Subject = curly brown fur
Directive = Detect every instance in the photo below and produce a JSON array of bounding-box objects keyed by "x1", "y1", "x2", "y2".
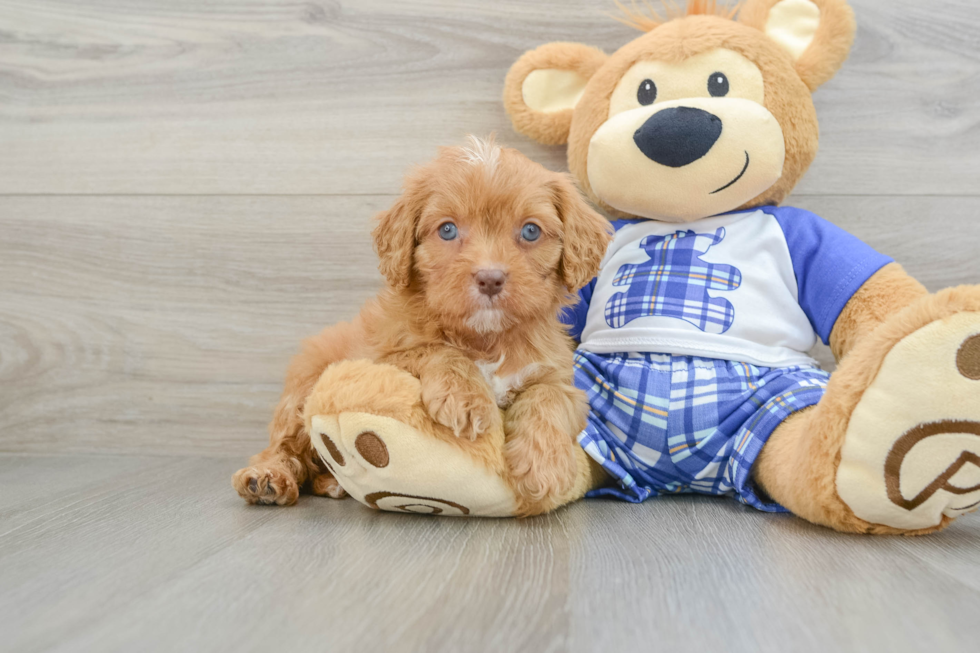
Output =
[{"x1": 233, "y1": 137, "x2": 612, "y2": 510}]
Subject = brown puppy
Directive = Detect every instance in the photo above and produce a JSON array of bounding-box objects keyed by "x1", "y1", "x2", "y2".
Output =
[{"x1": 233, "y1": 136, "x2": 611, "y2": 514}]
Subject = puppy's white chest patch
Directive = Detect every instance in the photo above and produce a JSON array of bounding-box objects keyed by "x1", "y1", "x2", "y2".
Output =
[{"x1": 476, "y1": 357, "x2": 541, "y2": 409}]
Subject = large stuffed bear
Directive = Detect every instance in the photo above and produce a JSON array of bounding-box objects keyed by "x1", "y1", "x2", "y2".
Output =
[{"x1": 302, "y1": 0, "x2": 980, "y2": 534}]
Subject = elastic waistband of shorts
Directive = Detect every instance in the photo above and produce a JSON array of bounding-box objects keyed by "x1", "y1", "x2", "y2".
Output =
[{"x1": 573, "y1": 349, "x2": 824, "y2": 376}]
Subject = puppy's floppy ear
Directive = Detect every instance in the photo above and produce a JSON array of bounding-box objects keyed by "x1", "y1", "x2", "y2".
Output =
[
  {"x1": 504, "y1": 42, "x2": 608, "y2": 146},
  {"x1": 739, "y1": 0, "x2": 856, "y2": 91},
  {"x1": 372, "y1": 181, "x2": 428, "y2": 289},
  {"x1": 550, "y1": 173, "x2": 613, "y2": 293}
]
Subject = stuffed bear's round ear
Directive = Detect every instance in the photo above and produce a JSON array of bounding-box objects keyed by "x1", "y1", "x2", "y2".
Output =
[
  {"x1": 504, "y1": 42, "x2": 608, "y2": 146},
  {"x1": 739, "y1": 0, "x2": 856, "y2": 91}
]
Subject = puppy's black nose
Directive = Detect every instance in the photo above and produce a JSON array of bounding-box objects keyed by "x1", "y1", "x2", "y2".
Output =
[
  {"x1": 474, "y1": 269, "x2": 506, "y2": 297},
  {"x1": 633, "y1": 106, "x2": 723, "y2": 168}
]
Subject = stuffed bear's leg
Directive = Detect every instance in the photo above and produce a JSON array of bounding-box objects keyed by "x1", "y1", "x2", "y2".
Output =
[
  {"x1": 304, "y1": 359, "x2": 602, "y2": 516},
  {"x1": 755, "y1": 287, "x2": 980, "y2": 534}
]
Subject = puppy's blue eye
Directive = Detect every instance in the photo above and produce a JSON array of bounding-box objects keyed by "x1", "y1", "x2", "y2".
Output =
[
  {"x1": 521, "y1": 223, "x2": 541, "y2": 242},
  {"x1": 438, "y1": 222, "x2": 458, "y2": 240}
]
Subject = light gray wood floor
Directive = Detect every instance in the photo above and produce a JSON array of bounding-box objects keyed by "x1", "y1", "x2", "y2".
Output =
[
  {"x1": 4, "y1": 454, "x2": 980, "y2": 653},
  {"x1": 2, "y1": 1, "x2": 979, "y2": 651}
]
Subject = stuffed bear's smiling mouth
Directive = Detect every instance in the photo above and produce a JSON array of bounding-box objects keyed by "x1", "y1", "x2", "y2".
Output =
[{"x1": 710, "y1": 151, "x2": 750, "y2": 195}]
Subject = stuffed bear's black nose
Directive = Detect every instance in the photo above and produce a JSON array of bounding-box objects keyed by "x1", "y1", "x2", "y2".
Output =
[{"x1": 633, "y1": 107, "x2": 723, "y2": 168}]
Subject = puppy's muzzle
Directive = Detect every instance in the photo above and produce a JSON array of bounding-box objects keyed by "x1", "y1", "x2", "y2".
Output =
[
  {"x1": 633, "y1": 106, "x2": 722, "y2": 168},
  {"x1": 474, "y1": 269, "x2": 506, "y2": 298}
]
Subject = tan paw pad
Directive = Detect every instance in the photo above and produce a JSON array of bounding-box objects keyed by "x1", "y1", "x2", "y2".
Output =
[
  {"x1": 309, "y1": 412, "x2": 517, "y2": 517},
  {"x1": 837, "y1": 314, "x2": 980, "y2": 530}
]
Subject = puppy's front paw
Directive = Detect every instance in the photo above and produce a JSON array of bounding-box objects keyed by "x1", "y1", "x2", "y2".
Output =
[
  {"x1": 232, "y1": 465, "x2": 300, "y2": 506},
  {"x1": 505, "y1": 436, "x2": 578, "y2": 516},
  {"x1": 422, "y1": 377, "x2": 499, "y2": 440}
]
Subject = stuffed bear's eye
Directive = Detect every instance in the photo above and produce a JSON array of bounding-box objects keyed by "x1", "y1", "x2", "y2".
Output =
[
  {"x1": 438, "y1": 222, "x2": 458, "y2": 240},
  {"x1": 521, "y1": 223, "x2": 541, "y2": 242},
  {"x1": 637, "y1": 79, "x2": 657, "y2": 106},
  {"x1": 708, "y1": 72, "x2": 729, "y2": 97}
]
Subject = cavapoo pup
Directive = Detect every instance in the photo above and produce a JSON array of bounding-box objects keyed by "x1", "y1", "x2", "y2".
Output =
[{"x1": 233, "y1": 136, "x2": 611, "y2": 513}]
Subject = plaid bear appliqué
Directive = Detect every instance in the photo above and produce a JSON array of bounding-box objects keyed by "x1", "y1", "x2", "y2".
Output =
[{"x1": 604, "y1": 227, "x2": 742, "y2": 334}]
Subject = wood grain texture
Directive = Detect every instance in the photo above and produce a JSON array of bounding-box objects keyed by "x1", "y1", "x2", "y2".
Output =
[
  {"x1": 2, "y1": 194, "x2": 977, "y2": 456},
  {"x1": 0, "y1": 195, "x2": 386, "y2": 456},
  {"x1": 0, "y1": 0, "x2": 978, "y2": 196},
  {"x1": 2, "y1": 454, "x2": 979, "y2": 653}
]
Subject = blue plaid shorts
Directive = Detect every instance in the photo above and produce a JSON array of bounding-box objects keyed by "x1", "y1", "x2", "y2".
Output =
[{"x1": 574, "y1": 350, "x2": 830, "y2": 512}]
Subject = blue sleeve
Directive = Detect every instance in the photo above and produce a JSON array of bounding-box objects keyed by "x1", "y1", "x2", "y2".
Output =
[
  {"x1": 560, "y1": 278, "x2": 596, "y2": 342},
  {"x1": 769, "y1": 207, "x2": 893, "y2": 345}
]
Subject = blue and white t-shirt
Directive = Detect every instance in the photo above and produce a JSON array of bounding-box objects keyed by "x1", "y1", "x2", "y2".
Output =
[{"x1": 562, "y1": 206, "x2": 893, "y2": 368}]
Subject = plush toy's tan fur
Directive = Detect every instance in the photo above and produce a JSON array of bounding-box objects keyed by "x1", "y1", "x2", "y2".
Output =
[
  {"x1": 233, "y1": 139, "x2": 612, "y2": 516},
  {"x1": 756, "y1": 285, "x2": 980, "y2": 534},
  {"x1": 506, "y1": 17, "x2": 823, "y2": 217},
  {"x1": 828, "y1": 263, "x2": 928, "y2": 361}
]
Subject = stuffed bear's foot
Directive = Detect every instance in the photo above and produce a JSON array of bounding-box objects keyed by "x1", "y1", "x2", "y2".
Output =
[
  {"x1": 757, "y1": 287, "x2": 980, "y2": 534},
  {"x1": 303, "y1": 359, "x2": 609, "y2": 517},
  {"x1": 309, "y1": 412, "x2": 519, "y2": 516},
  {"x1": 835, "y1": 310, "x2": 980, "y2": 531},
  {"x1": 304, "y1": 360, "x2": 519, "y2": 516}
]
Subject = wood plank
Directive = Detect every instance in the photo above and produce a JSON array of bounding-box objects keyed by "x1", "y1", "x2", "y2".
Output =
[
  {"x1": 0, "y1": 455, "x2": 279, "y2": 653},
  {"x1": 0, "y1": 195, "x2": 386, "y2": 456},
  {"x1": 562, "y1": 498, "x2": 980, "y2": 652},
  {"x1": 0, "y1": 452, "x2": 171, "y2": 518},
  {"x1": 0, "y1": 0, "x2": 977, "y2": 196},
  {"x1": 1, "y1": 194, "x2": 977, "y2": 455},
  {"x1": 2, "y1": 454, "x2": 978, "y2": 653}
]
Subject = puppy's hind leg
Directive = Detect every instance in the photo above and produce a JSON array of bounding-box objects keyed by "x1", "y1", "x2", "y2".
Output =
[{"x1": 233, "y1": 318, "x2": 366, "y2": 505}]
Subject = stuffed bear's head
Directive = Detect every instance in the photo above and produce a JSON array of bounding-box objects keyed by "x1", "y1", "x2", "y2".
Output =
[{"x1": 504, "y1": 0, "x2": 856, "y2": 223}]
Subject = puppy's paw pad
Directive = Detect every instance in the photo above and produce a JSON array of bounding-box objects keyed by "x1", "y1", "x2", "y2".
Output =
[{"x1": 232, "y1": 467, "x2": 299, "y2": 506}]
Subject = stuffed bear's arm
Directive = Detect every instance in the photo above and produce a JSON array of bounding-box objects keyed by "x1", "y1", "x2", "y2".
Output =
[{"x1": 828, "y1": 262, "x2": 927, "y2": 361}]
